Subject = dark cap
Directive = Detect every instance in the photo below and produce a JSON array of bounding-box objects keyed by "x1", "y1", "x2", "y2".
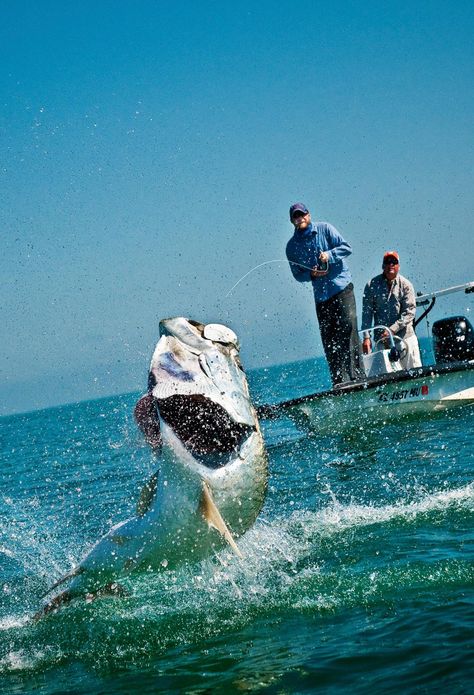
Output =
[
  {"x1": 383, "y1": 250, "x2": 400, "y2": 263},
  {"x1": 289, "y1": 202, "x2": 309, "y2": 220}
]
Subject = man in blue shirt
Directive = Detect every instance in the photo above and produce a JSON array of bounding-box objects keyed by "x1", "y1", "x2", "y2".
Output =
[{"x1": 286, "y1": 202, "x2": 363, "y2": 386}]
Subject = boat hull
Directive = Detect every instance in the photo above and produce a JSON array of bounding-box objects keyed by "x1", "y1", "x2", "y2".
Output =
[{"x1": 259, "y1": 361, "x2": 474, "y2": 433}]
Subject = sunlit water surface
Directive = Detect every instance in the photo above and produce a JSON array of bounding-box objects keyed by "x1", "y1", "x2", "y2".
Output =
[{"x1": 1, "y1": 357, "x2": 473, "y2": 694}]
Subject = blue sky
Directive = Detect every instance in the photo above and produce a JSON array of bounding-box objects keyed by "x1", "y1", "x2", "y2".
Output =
[{"x1": 2, "y1": 0, "x2": 473, "y2": 414}]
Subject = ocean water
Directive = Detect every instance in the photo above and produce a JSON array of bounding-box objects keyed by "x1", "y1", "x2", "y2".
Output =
[{"x1": 1, "y1": 356, "x2": 473, "y2": 694}]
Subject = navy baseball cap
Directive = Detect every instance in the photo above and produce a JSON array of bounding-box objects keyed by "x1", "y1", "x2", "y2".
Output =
[{"x1": 289, "y1": 202, "x2": 309, "y2": 220}]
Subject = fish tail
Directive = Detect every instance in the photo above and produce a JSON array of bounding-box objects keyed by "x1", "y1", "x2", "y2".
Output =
[
  {"x1": 40, "y1": 566, "x2": 83, "y2": 599},
  {"x1": 33, "y1": 589, "x2": 73, "y2": 621}
]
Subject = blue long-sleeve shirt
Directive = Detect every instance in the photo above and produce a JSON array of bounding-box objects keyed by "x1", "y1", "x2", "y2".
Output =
[{"x1": 285, "y1": 221, "x2": 353, "y2": 303}]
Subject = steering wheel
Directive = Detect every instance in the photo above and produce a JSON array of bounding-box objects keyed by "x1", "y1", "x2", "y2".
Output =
[{"x1": 374, "y1": 334, "x2": 407, "y2": 359}]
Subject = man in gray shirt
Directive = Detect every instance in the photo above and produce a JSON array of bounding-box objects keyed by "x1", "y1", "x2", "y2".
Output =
[{"x1": 361, "y1": 251, "x2": 422, "y2": 370}]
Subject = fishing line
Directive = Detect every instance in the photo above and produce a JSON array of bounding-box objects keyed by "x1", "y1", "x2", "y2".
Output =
[{"x1": 225, "y1": 260, "x2": 314, "y2": 298}]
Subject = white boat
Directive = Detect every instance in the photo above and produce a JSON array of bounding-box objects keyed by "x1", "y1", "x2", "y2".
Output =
[{"x1": 259, "y1": 281, "x2": 474, "y2": 431}]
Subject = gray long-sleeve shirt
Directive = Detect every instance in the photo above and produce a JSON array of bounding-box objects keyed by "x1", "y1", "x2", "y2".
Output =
[{"x1": 361, "y1": 273, "x2": 417, "y2": 340}]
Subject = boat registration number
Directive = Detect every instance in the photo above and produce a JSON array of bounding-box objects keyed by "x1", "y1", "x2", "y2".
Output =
[{"x1": 378, "y1": 384, "x2": 429, "y2": 402}]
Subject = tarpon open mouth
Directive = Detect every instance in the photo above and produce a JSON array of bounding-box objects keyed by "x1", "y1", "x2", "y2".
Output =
[
  {"x1": 157, "y1": 395, "x2": 254, "y2": 458},
  {"x1": 136, "y1": 317, "x2": 258, "y2": 463}
]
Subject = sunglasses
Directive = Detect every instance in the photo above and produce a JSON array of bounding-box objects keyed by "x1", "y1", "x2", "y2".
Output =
[
  {"x1": 383, "y1": 259, "x2": 399, "y2": 266},
  {"x1": 292, "y1": 211, "x2": 308, "y2": 221}
]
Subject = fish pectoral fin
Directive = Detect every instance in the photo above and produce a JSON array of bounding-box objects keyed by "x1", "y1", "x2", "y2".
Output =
[
  {"x1": 200, "y1": 482, "x2": 243, "y2": 559},
  {"x1": 136, "y1": 471, "x2": 159, "y2": 517}
]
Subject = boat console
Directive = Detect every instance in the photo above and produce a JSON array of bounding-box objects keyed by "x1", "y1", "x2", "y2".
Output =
[
  {"x1": 362, "y1": 348, "x2": 403, "y2": 378},
  {"x1": 360, "y1": 325, "x2": 405, "y2": 378}
]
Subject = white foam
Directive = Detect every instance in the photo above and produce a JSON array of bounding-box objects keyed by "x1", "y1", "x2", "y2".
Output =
[
  {"x1": 0, "y1": 546, "x2": 14, "y2": 558},
  {"x1": 234, "y1": 482, "x2": 474, "y2": 572},
  {"x1": 0, "y1": 615, "x2": 29, "y2": 631},
  {"x1": 0, "y1": 644, "x2": 62, "y2": 673},
  {"x1": 314, "y1": 481, "x2": 474, "y2": 533}
]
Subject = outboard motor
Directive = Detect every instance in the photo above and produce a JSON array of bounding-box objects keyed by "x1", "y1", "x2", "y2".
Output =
[{"x1": 432, "y1": 316, "x2": 474, "y2": 363}]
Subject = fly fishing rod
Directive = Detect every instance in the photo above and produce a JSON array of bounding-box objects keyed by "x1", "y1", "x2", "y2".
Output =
[{"x1": 225, "y1": 260, "x2": 316, "y2": 297}]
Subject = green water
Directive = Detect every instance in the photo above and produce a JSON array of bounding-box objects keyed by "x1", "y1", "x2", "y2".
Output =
[{"x1": 1, "y1": 357, "x2": 473, "y2": 693}]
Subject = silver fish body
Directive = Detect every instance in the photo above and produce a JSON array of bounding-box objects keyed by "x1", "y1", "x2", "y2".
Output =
[{"x1": 39, "y1": 318, "x2": 268, "y2": 610}]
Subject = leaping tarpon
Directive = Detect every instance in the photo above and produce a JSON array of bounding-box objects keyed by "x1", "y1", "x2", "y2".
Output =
[{"x1": 36, "y1": 318, "x2": 268, "y2": 617}]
